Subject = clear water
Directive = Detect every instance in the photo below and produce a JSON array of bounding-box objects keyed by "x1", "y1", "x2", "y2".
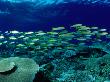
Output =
[
  {"x1": 0, "y1": 0, "x2": 110, "y2": 82},
  {"x1": 0, "y1": 0, "x2": 110, "y2": 31}
]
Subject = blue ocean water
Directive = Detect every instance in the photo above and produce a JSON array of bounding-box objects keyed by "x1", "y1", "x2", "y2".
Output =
[
  {"x1": 0, "y1": 0, "x2": 110, "y2": 31},
  {"x1": 1, "y1": 1, "x2": 110, "y2": 82}
]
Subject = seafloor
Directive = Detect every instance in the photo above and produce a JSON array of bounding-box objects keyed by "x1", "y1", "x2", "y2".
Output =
[{"x1": 0, "y1": 24, "x2": 110, "y2": 82}]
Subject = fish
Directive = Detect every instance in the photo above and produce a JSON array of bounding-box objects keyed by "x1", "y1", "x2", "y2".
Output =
[{"x1": 52, "y1": 27, "x2": 65, "y2": 31}]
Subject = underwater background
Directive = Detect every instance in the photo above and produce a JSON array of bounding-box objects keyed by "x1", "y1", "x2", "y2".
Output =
[
  {"x1": 0, "y1": 0, "x2": 110, "y2": 31},
  {"x1": 0, "y1": 0, "x2": 110, "y2": 82}
]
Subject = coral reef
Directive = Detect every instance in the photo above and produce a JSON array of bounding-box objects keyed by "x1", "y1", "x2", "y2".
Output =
[
  {"x1": 0, "y1": 57, "x2": 39, "y2": 82},
  {"x1": 0, "y1": 24, "x2": 109, "y2": 82}
]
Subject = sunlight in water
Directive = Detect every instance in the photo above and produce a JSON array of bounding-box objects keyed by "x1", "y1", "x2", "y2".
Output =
[
  {"x1": 1, "y1": 0, "x2": 37, "y2": 3},
  {"x1": 1, "y1": 0, "x2": 110, "y2": 5}
]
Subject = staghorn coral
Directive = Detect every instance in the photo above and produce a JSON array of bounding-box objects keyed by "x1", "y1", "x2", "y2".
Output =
[{"x1": 0, "y1": 57, "x2": 39, "y2": 82}]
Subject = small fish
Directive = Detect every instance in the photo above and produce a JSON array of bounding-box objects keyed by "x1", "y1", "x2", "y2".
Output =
[
  {"x1": 47, "y1": 32, "x2": 58, "y2": 35},
  {"x1": 79, "y1": 43, "x2": 86, "y2": 46},
  {"x1": 23, "y1": 37, "x2": 30, "y2": 40},
  {"x1": 91, "y1": 27, "x2": 98, "y2": 30},
  {"x1": 70, "y1": 24, "x2": 82, "y2": 27},
  {"x1": 59, "y1": 33, "x2": 74, "y2": 38},
  {"x1": 36, "y1": 32, "x2": 46, "y2": 36},
  {"x1": 85, "y1": 34, "x2": 92, "y2": 37},
  {"x1": 48, "y1": 39, "x2": 57, "y2": 43},
  {"x1": 9, "y1": 36, "x2": 17, "y2": 40},
  {"x1": 10, "y1": 30, "x2": 19, "y2": 34},
  {"x1": 59, "y1": 30, "x2": 68, "y2": 34},
  {"x1": 78, "y1": 27, "x2": 90, "y2": 31},
  {"x1": 76, "y1": 37, "x2": 87, "y2": 41},
  {"x1": 0, "y1": 42, "x2": 2, "y2": 45},
  {"x1": 25, "y1": 32, "x2": 34, "y2": 35},
  {"x1": 3, "y1": 41, "x2": 8, "y2": 44},
  {"x1": 99, "y1": 32, "x2": 108, "y2": 36},
  {"x1": 47, "y1": 43, "x2": 54, "y2": 47},
  {"x1": 0, "y1": 35, "x2": 4, "y2": 39},
  {"x1": 18, "y1": 35, "x2": 25, "y2": 39},
  {"x1": 99, "y1": 29, "x2": 107, "y2": 32},
  {"x1": 78, "y1": 30, "x2": 91, "y2": 35},
  {"x1": 92, "y1": 31, "x2": 99, "y2": 33},
  {"x1": 16, "y1": 44, "x2": 25, "y2": 47},
  {"x1": 31, "y1": 39, "x2": 39, "y2": 42},
  {"x1": 29, "y1": 42, "x2": 35, "y2": 45},
  {"x1": 9, "y1": 42, "x2": 15, "y2": 44},
  {"x1": 52, "y1": 27, "x2": 65, "y2": 31}
]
